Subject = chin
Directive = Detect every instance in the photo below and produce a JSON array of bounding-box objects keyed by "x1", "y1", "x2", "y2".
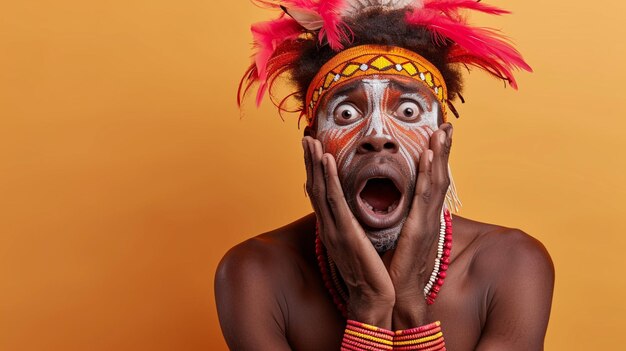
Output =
[{"x1": 363, "y1": 220, "x2": 405, "y2": 253}]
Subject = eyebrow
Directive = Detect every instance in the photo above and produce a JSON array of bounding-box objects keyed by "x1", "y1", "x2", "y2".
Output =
[
  {"x1": 388, "y1": 80, "x2": 432, "y2": 99},
  {"x1": 328, "y1": 80, "x2": 363, "y2": 98}
]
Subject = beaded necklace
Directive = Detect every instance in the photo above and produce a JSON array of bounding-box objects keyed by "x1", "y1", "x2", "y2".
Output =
[{"x1": 315, "y1": 209, "x2": 453, "y2": 317}]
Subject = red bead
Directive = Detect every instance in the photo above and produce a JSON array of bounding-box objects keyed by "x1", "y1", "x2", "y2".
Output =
[
  {"x1": 439, "y1": 271, "x2": 447, "y2": 278},
  {"x1": 445, "y1": 242, "x2": 452, "y2": 249},
  {"x1": 444, "y1": 249, "x2": 451, "y2": 256},
  {"x1": 442, "y1": 257, "x2": 450, "y2": 265},
  {"x1": 433, "y1": 285, "x2": 440, "y2": 293},
  {"x1": 445, "y1": 227, "x2": 452, "y2": 234},
  {"x1": 441, "y1": 264, "x2": 449, "y2": 271},
  {"x1": 437, "y1": 278, "x2": 445, "y2": 286},
  {"x1": 445, "y1": 234, "x2": 452, "y2": 241}
]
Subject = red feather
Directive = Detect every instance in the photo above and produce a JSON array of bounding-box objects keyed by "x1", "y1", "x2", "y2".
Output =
[
  {"x1": 242, "y1": 0, "x2": 352, "y2": 108},
  {"x1": 406, "y1": 8, "x2": 531, "y2": 89},
  {"x1": 239, "y1": 39, "x2": 304, "y2": 116},
  {"x1": 423, "y1": 0, "x2": 510, "y2": 17},
  {"x1": 317, "y1": 0, "x2": 350, "y2": 50},
  {"x1": 251, "y1": 17, "x2": 303, "y2": 106}
]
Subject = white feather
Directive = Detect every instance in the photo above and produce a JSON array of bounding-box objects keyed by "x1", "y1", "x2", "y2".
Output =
[{"x1": 283, "y1": 6, "x2": 324, "y2": 31}]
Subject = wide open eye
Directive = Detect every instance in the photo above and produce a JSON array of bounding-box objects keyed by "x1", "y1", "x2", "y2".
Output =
[
  {"x1": 395, "y1": 101, "x2": 421, "y2": 122},
  {"x1": 333, "y1": 103, "x2": 362, "y2": 125}
]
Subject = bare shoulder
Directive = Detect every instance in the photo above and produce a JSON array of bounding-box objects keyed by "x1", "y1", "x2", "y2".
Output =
[
  {"x1": 214, "y1": 214, "x2": 317, "y2": 350},
  {"x1": 215, "y1": 213, "x2": 316, "y2": 289},
  {"x1": 452, "y1": 218, "x2": 555, "y2": 350},
  {"x1": 470, "y1": 219, "x2": 554, "y2": 280},
  {"x1": 454, "y1": 215, "x2": 555, "y2": 303}
]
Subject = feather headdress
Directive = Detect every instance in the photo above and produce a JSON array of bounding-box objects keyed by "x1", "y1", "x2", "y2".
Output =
[
  {"x1": 241, "y1": 0, "x2": 351, "y2": 106},
  {"x1": 239, "y1": 0, "x2": 531, "y2": 112}
]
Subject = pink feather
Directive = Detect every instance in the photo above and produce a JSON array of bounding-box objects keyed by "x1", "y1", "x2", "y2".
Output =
[
  {"x1": 423, "y1": 0, "x2": 510, "y2": 17},
  {"x1": 251, "y1": 17, "x2": 303, "y2": 106},
  {"x1": 406, "y1": 8, "x2": 531, "y2": 89},
  {"x1": 253, "y1": 0, "x2": 350, "y2": 50},
  {"x1": 317, "y1": 0, "x2": 350, "y2": 50},
  {"x1": 449, "y1": 49, "x2": 518, "y2": 88},
  {"x1": 252, "y1": 0, "x2": 317, "y2": 9}
]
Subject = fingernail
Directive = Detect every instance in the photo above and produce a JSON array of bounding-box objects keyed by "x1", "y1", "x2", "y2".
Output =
[
  {"x1": 322, "y1": 155, "x2": 328, "y2": 169},
  {"x1": 440, "y1": 133, "x2": 446, "y2": 143},
  {"x1": 428, "y1": 150, "x2": 433, "y2": 162}
]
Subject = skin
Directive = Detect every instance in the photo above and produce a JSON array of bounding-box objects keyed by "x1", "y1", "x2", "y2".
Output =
[
  {"x1": 316, "y1": 77, "x2": 440, "y2": 252},
  {"x1": 215, "y1": 75, "x2": 555, "y2": 351}
]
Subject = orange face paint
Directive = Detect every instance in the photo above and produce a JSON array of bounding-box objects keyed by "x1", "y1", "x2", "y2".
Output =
[{"x1": 317, "y1": 77, "x2": 439, "y2": 179}]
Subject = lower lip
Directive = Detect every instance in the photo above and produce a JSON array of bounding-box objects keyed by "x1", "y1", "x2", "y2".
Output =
[{"x1": 355, "y1": 195, "x2": 405, "y2": 229}]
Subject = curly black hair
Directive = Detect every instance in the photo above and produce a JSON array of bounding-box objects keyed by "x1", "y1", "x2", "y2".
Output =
[{"x1": 290, "y1": 8, "x2": 463, "y2": 110}]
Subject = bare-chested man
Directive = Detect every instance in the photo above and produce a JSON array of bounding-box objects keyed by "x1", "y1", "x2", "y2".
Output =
[{"x1": 216, "y1": 2, "x2": 554, "y2": 350}]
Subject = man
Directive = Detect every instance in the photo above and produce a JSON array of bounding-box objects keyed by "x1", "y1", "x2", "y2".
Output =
[{"x1": 216, "y1": 1, "x2": 554, "y2": 350}]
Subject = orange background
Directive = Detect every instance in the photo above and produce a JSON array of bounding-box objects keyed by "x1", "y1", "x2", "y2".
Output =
[{"x1": 1, "y1": 1, "x2": 625, "y2": 350}]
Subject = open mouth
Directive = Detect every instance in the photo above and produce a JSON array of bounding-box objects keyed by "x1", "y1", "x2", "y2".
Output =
[
  {"x1": 359, "y1": 178, "x2": 401, "y2": 214},
  {"x1": 354, "y1": 174, "x2": 406, "y2": 229}
]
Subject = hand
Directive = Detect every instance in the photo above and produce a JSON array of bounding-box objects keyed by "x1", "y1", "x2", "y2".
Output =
[
  {"x1": 303, "y1": 136, "x2": 395, "y2": 327},
  {"x1": 383, "y1": 123, "x2": 453, "y2": 328}
]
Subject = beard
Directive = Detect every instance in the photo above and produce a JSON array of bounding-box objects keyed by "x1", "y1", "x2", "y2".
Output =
[{"x1": 363, "y1": 220, "x2": 406, "y2": 252}]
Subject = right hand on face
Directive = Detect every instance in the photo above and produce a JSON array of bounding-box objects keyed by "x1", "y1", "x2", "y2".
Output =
[{"x1": 303, "y1": 136, "x2": 395, "y2": 327}]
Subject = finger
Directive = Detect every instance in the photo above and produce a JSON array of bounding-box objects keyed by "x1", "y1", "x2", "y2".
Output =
[
  {"x1": 397, "y1": 151, "x2": 429, "y2": 230},
  {"x1": 322, "y1": 153, "x2": 379, "y2": 258},
  {"x1": 412, "y1": 149, "x2": 434, "y2": 212},
  {"x1": 303, "y1": 137, "x2": 314, "y2": 198},
  {"x1": 306, "y1": 137, "x2": 335, "y2": 229},
  {"x1": 321, "y1": 153, "x2": 353, "y2": 224},
  {"x1": 309, "y1": 139, "x2": 335, "y2": 227},
  {"x1": 430, "y1": 123, "x2": 452, "y2": 206},
  {"x1": 391, "y1": 151, "x2": 436, "y2": 279}
]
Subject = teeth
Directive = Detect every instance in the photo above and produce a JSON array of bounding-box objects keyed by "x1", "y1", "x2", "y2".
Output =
[{"x1": 362, "y1": 201, "x2": 400, "y2": 214}]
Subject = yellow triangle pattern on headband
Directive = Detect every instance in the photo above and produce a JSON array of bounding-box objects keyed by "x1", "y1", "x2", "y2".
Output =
[{"x1": 305, "y1": 45, "x2": 448, "y2": 126}]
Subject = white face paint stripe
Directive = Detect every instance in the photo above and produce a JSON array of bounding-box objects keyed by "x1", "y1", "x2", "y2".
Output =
[
  {"x1": 417, "y1": 127, "x2": 430, "y2": 140},
  {"x1": 363, "y1": 79, "x2": 389, "y2": 137},
  {"x1": 314, "y1": 77, "x2": 446, "y2": 252},
  {"x1": 319, "y1": 95, "x2": 348, "y2": 133},
  {"x1": 317, "y1": 78, "x2": 438, "y2": 176}
]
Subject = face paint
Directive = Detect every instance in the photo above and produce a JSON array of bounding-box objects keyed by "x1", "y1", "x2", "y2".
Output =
[{"x1": 315, "y1": 76, "x2": 441, "y2": 251}]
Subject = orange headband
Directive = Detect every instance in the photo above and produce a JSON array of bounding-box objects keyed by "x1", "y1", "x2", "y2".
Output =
[{"x1": 304, "y1": 45, "x2": 448, "y2": 127}]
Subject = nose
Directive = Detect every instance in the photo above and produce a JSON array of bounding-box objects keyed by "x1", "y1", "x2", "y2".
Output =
[{"x1": 357, "y1": 133, "x2": 399, "y2": 154}]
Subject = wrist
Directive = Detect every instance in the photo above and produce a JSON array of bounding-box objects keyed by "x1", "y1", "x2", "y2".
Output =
[
  {"x1": 392, "y1": 298, "x2": 430, "y2": 330},
  {"x1": 348, "y1": 299, "x2": 394, "y2": 329}
]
